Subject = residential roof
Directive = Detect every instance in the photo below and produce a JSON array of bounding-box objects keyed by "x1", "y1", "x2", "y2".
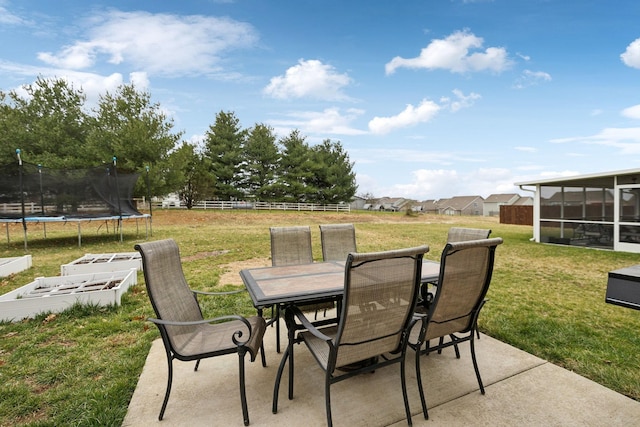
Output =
[
  {"x1": 438, "y1": 195, "x2": 484, "y2": 211},
  {"x1": 515, "y1": 168, "x2": 640, "y2": 188},
  {"x1": 513, "y1": 196, "x2": 533, "y2": 205},
  {"x1": 484, "y1": 193, "x2": 520, "y2": 203}
]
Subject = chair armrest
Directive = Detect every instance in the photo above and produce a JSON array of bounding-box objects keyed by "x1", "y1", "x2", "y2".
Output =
[
  {"x1": 192, "y1": 288, "x2": 246, "y2": 297},
  {"x1": 408, "y1": 312, "x2": 428, "y2": 346},
  {"x1": 410, "y1": 312, "x2": 427, "y2": 332},
  {"x1": 290, "y1": 306, "x2": 333, "y2": 342},
  {"x1": 148, "y1": 314, "x2": 246, "y2": 326},
  {"x1": 148, "y1": 314, "x2": 254, "y2": 346}
]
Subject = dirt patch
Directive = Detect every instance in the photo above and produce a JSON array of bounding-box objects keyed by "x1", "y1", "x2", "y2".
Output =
[
  {"x1": 218, "y1": 257, "x2": 271, "y2": 286},
  {"x1": 182, "y1": 250, "x2": 230, "y2": 262}
]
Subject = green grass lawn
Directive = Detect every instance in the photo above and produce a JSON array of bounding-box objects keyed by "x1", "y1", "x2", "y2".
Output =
[{"x1": 1, "y1": 209, "x2": 639, "y2": 426}]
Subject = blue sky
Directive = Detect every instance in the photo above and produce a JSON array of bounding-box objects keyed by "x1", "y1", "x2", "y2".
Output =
[{"x1": 2, "y1": 0, "x2": 640, "y2": 200}]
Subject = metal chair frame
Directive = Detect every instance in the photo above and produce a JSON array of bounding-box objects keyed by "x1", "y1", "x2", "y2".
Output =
[
  {"x1": 410, "y1": 237, "x2": 503, "y2": 420},
  {"x1": 136, "y1": 239, "x2": 266, "y2": 426}
]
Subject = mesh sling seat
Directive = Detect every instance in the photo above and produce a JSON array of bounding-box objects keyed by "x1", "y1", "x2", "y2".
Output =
[
  {"x1": 447, "y1": 227, "x2": 492, "y2": 242},
  {"x1": 420, "y1": 226, "x2": 492, "y2": 318},
  {"x1": 319, "y1": 223, "x2": 357, "y2": 262},
  {"x1": 135, "y1": 239, "x2": 266, "y2": 426},
  {"x1": 268, "y1": 226, "x2": 337, "y2": 353},
  {"x1": 273, "y1": 245, "x2": 430, "y2": 427},
  {"x1": 409, "y1": 237, "x2": 503, "y2": 420},
  {"x1": 317, "y1": 223, "x2": 357, "y2": 319},
  {"x1": 423, "y1": 227, "x2": 493, "y2": 338}
]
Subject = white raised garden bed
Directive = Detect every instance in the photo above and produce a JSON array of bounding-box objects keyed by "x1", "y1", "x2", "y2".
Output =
[
  {"x1": 0, "y1": 269, "x2": 137, "y2": 323},
  {"x1": 61, "y1": 252, "x2": 142, "y2": 275},
  {"x1": 0, "y1": 255, "x2": 32, "y2": 277}
]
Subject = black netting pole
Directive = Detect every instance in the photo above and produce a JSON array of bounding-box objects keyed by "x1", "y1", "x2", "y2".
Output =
[
  {"x1": 145, "y1": 165, "x2": 152, "y2": 236},
  {"x1": 105, "y1": 166, "x2": 112, "y2": 234},
  {"x1": 38, "y1": 164, "x2": 45, "y2": 214},
  {"x1": 113, "y1": 156, "x2": 123, "y2": 242},
  {"x1": 38, "y1": 164, "x2": 47, "y2": 238},
  {"x1": 16, "y1": 149, "x2": 27, "y2": 250}
]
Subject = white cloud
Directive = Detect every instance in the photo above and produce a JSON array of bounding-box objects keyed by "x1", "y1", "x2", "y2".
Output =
[
  {"x1": 268, "y1": 107, "x2": 366, "y2": 137},
  {"x1": 539, "y1": 170, "x2": 581, "y2": 179},
  {"x1": 129, "y1": 71, "x2": 149, "y2": 89},
  {"x1": 621, "y1": 38, "x2": 640, "y2": 69},
  {"x1": 38, "y1": 42, "x2": 97, "y2": 69},
  {"x1": 0, "y1": 61, "x2": 145, "y2": 106},
  {"x1": 513, "y1": 69, "x2": 551, "y2": 89},
  {"x1": 0, "y1": 2, "x2": 30, "y2": 25},
  {"x1": 622, "y1": 104, "x2": 640, "y2": 119},
  {"x1": 367, "y1": 89, "x2": 477, "y2": 134},
  {"x1": 37, "y1": 10, "x2": 258, "y2": 77},
  {"x1": 515, "y1": 146, "x2": 537, "y2": 153},
  {"x1": 391, "y1": 169, "x2": 460, "y2": 199},
  {"x1": 516, "y1": 164, "x2": 544, "y2": 171},
  {"x1": 551, "y1": 127, "x2": 640, "y2": 154},
  {"x1": 385, "y1": 29, "x2": 512, "y2": 75},
  {"x1": 441, "y1": 89, "x2": 481, "y2": 112},
  {"x1": 368, "y1": 99, "x2": 441, "y2": 134},
  {"x1": 375, "y1": 167, "x2": 518, "y2": 200},
  {"x1": 263, "y1": 59, "x2": 352, "y2": 101}
]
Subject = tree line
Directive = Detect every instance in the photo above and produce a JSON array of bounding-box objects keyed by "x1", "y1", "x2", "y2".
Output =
[{"x1": 0, "y1": 77, "x2": 357, "y2": 208}]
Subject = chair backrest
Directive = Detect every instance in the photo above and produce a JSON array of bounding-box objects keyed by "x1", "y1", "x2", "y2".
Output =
[
  {"x1": 334, "y1": 245, "x2": 430, "y2": 368},
  {"x1": 447, "y1": 227, "x2": 491, "y2": 242},
  {"x1": 319, "y1": 223, "x2": 357, "y2": 262},
  {"x1": 135, "y1": 239, "x2": 203, "y2": 345},
  {"x1": 270, "y1": 226, "x2": 314, "y2": 266},
  {"x1": 425, "y1": 237, "x2": 503, "y2": 341}
]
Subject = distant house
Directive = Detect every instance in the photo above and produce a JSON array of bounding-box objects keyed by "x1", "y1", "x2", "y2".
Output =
[
  {"x1": 368, "y1": 197, "x2": 412, "y2": 212},
  {"x1": 438, "y1": 195, "x2": 484, "y2": 216},
  {"x1": 349, "y1": 195, "x2": 367, "y2": 210},
  {"x1": 513, "y1": 196, "x2": 533, "y2": 206},
  {"x1": 483, "y1": 193, "x2": 521, "y2": 216},
  {"x1": 413, "y1": 199, "x2": 438, "y2": 213},
  {"x1": 419, "y1": 200, "x2": 439, "y2": 214}
]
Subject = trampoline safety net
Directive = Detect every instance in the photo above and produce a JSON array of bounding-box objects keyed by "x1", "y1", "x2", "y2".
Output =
[{"x1": 0, "y1": 161, "x2": 142, "y2": 220}]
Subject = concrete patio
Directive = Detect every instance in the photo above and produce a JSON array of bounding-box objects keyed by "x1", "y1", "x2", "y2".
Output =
[{"x1": 123, "y1": 321, "x2": 640, "y2": 426}]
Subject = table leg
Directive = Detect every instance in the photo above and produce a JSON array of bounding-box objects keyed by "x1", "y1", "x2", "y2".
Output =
[
  {"x1": 272, "y1": 304, "x2": 298, "y2": 412},
  {"x1": 285, "y1": 307, "x2": 296, "y2": 400},
  {"x1": 272, "y1": 344, "x2": 289, "y2": 413}
]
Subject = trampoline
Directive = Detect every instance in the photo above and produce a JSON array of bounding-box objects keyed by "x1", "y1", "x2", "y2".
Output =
[{"x1": 1, "y1": 153, "x2": 151, "y2": 248}]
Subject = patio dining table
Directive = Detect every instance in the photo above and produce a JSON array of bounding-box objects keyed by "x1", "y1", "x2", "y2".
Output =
[{"x1": 240, "y1": 259, "x2": 440, "y2": 311}]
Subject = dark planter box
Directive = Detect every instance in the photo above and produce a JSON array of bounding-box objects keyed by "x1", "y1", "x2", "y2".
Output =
[{"x1": 606, "y1": 265, "x2": 640, "y2": 310}]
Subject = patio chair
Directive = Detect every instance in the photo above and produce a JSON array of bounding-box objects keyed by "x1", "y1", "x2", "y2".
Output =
[
  {"x1": 450, "y1": 228, "x2": 490, "y2": 330},
  {"x1": 409, "y1": 237, "x2": 503, "y2": 420},
  {"x1": 319, "y1": 223, "x2": 357, "y2": 262},
  {"x1": 421, "y1": 226, "x2": 492, "y2": 312},
  {"x1": 273, "y1": 245, "x2": 430, "y2": 427},
  {"x1": 135, "y1": 239, "x2": 266, "y2": 426},
  {"x1": 269, "y1": 226, "x2": 336, "y2": 353}
]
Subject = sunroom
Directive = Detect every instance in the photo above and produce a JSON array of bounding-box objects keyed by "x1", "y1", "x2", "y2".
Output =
[{"x1": 516, "y1": 168, "x2": 640, "y2": 253}]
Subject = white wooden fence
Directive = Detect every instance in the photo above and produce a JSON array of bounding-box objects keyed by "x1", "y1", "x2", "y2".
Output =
[{"x1": 150, "y1": 200, "x2": 350, "y2": 212}]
